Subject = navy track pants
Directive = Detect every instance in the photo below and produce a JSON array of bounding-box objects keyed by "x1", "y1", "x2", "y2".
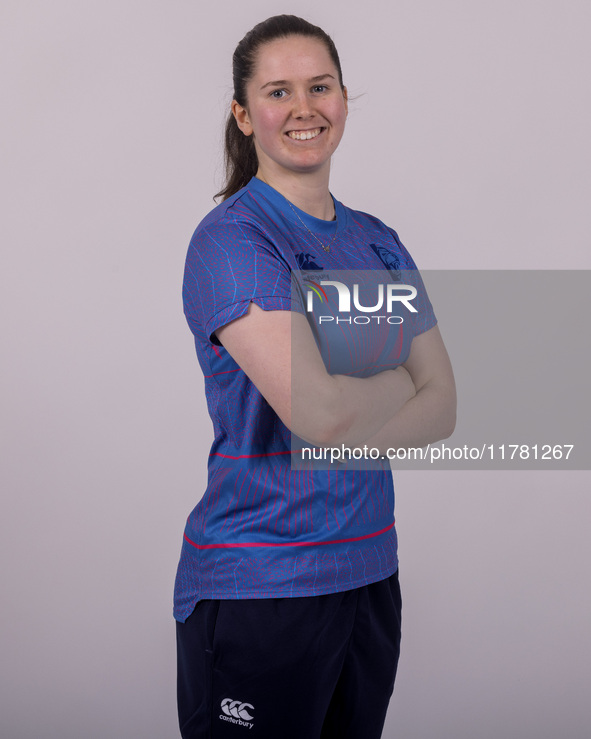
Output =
[{"x1": 176, "y1": 570, "x2": 402, "y2": 738}]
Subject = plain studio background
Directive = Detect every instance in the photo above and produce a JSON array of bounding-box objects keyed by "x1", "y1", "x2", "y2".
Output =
[{"x1": 1, "y1": 1, "x2": 590, "y2": 738}]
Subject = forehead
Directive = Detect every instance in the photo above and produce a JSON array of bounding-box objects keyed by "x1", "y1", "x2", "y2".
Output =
[{"x1": 251, "y1": 35, "x2": 337, "y2": 83}]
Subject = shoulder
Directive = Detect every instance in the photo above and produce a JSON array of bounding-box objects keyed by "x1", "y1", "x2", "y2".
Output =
[
  {"x1": 340, "y1": 203, "x2": 418, "y2": 270},
  {"x1": 191, "y1": 187, "x2": 265, "y2": 241},
  {"x1": 187, "y1": 187, "x2": 280, "y2": 264},
  {"x1": 343, "y1": 205, "x2": 401, "y2": 242}
]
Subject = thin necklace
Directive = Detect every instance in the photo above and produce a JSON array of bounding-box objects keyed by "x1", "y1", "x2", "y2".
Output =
[{"x1": 286, "y1": 200, "x2": 338, "y2": 254}]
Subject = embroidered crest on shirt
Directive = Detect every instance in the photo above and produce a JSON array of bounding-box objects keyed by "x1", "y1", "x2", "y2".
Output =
[
  {"x1": 369, "y1": 243, "x2": 401, "y2": 280},
  {"x1": 296, "y1": 253, "x2": 323, "y2": 270}
]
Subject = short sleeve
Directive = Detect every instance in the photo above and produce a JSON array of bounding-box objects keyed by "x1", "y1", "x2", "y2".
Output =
[
  {"x1": 183, "y1": 220, "x2": 293, "y2": 345},
  {"x1": 388, "y1": 227, "x2": 437, "y2": 337}
]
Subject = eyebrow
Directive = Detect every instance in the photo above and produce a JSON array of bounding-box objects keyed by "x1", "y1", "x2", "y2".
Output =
[{"x1": 259, "y1": 73, "x2": 336, "y2": 91}]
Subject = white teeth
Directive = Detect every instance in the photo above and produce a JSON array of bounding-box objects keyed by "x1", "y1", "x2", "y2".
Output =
[{"x1": 288, "y1": 128, "x2": 322, "y2": 140}]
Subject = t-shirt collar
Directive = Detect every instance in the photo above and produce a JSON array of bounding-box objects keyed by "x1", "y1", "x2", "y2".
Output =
[{"x1": 247, "y1": 176, "x2": 346, "y2": 237}]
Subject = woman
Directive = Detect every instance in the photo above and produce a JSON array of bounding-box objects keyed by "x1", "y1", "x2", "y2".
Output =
[{"x1": 175, "y1": 14, "x2": 456, "y2": 739}]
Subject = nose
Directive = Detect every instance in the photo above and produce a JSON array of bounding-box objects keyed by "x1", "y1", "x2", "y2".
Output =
[{"x1": 291, "y1": 90, "x2": 314, "y2": 119}]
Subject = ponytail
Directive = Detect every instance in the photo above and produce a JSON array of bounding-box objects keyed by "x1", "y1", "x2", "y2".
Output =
[{"x1": 214, "y1": 113, "x2": 258, "y2": 201}]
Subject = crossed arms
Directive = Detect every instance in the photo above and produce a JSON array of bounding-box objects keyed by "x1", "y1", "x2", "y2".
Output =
[{"x1": 215, "y1": 303, "x2": 456, "y2": 454}]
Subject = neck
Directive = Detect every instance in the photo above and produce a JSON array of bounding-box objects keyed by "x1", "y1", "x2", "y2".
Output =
[{"x1": 256, "y1": 168, "x2": 335, "y2": 221}]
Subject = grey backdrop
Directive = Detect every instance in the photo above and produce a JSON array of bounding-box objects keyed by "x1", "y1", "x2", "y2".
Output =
[{"x1": 1, "y1": 1, "x2": 589, "y2": 738}]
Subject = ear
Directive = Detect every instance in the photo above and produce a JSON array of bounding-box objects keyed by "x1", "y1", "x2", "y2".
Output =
[
  {"x1": 342, "y1": 86, "x2": 349, "y2": 116},
  {"x1": 231, "y1": 100, "x2": 253, "y2": 136}
]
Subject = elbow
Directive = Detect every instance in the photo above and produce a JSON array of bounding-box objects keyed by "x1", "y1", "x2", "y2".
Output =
[
  {"x1": 437, "y1": 379, "x2": 457, "y2": 441},
  {"x1": 423, "y1": 387, "x2": 456, "y2": 444},
  {"x1": 290, "y1": 376, "x2": 354, "y2": 447},
  {"x1": 441, "y1": 412, "x2": 456, "y2": 441},
  {"x1": 291, "y1": 396, "x2": 355, "y2": 448},
  {"x1": 292, "y1": 414, "x2": 352, "y2": 449},
  {"x1": 439, "y1": 399, "x2": 457, "y2": 441}
]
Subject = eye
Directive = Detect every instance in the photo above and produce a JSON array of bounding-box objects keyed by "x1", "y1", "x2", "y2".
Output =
[
  {"x1": 312, "y1": 85, "x2": 328, "y2": 93},
  {"x1": 270, "y1": 89, "x2": 286, "y2": 99}
]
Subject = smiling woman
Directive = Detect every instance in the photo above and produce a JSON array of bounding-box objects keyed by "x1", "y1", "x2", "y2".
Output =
[
  {"x1": 230, "y1": 35, "x2": 348, "y2": 207},
  {"x1": 174, "y1": 14, "x2": 456, "y2": 739}
]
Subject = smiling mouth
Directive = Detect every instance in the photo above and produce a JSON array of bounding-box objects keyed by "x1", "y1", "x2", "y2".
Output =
[{"x1": 286, "y1": 127, "x2": 324, "y2": 141}]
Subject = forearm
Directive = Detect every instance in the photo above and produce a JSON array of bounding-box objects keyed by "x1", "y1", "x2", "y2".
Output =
[
  {"x1": 292, "y1": 366, "x2": 416, "y2": 448},
  {"x1": 364, "y1": 380, "x2": 457, "y2": 454}
]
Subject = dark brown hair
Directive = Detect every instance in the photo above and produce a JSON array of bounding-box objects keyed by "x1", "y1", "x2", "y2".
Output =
[{"x1": 215, "y1": 15, "x2": 344, "y2": 201}]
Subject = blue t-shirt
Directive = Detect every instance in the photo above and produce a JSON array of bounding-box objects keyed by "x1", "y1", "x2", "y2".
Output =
[{"x1": 174, "y1": 177, "x2": 436, "y2": 622}]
